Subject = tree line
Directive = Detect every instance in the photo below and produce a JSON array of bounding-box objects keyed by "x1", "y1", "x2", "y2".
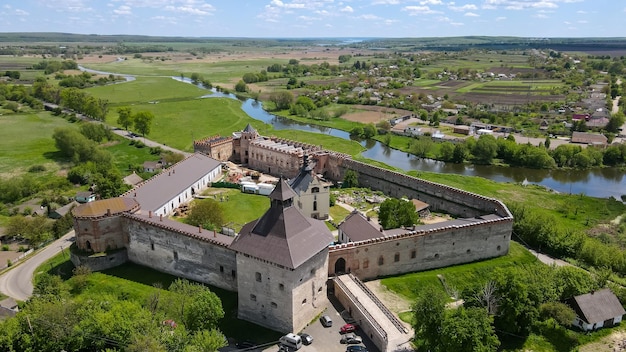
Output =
[{"x1": 0, "y1": 272, "x2": 227, "y2": 352}]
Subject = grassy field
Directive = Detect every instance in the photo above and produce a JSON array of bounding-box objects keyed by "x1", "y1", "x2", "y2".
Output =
[
  {"x1": 381, "y1": 241, "x2": 539, "y2": 301},
  {"x1": 81, "y1": 56, "x2": 284, "y2": 84},
  {"x1": 195, "y1": 188, "x2": 270, "y2": 232},
  {"x1": 456, "y1": 80, "x2": 564, "y2": 94},
  {"x1": 0, "y1": 111, "x2": 75, "y2": 177},
  {"x1": 411, "y1": 171, "x2": 626, "y2": 232}
]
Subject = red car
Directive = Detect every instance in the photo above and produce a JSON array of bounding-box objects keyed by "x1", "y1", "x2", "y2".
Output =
[{"x1": 340, "y1": 323, "x2": 357, "y2": 334}]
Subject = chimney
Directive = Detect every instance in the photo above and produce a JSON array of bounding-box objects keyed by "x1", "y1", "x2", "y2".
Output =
[
  {"x1": 173, "y1": 169, "x2": 175, "y2": 174},
  {"x1": 213, "y1": 230, "x2": 216, "y2": 238},
  {"x1": 106, "y1": 209, "x2": 111, "y2": 216},
  {"x1": 168, "y1": 171, "x2": 171, "y2": 176},
  {"x1": 199, "y1": 225, "x2": 202, "y2": 233},
  {"x1": 148, "y1": 210, "x2": 152, "y2": 218},
  {"x1": 134, "y1": 192, "x2": 137, "y2": 197},
  {"x1": 160, "y1": 214, "x2": 163, "y2": 222}
]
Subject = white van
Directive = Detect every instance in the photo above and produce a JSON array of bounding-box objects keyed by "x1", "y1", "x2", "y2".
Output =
[{"x1": 279, "y1": 333, "x2": 302, "y2": 351}]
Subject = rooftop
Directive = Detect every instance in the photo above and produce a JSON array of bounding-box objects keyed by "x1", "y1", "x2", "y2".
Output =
[
  {"x1": 122, "y1": 153, "x2": 221, "y2": 214},
  {"x1": 72, "y1": 198, "x2": 139, "y2": 218}
]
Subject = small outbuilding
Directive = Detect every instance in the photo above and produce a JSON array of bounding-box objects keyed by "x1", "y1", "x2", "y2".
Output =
[
  {"x1": 0, "y1": 297, "x2": 18, "y2": 317},
  {"x1": 566, "y1": 288, "x2": 626, "y2": 331},
  {"x1": 75, "y1": 191, "x2": 96, "y2": 204}
]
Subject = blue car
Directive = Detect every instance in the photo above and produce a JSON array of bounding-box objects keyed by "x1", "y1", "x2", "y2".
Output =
[{"x1": 346, "y1": 345, "x2": 368, "y2": 352}]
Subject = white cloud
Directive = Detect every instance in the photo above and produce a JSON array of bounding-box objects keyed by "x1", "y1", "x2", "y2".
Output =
[
  {"x1": 402, "y1": 5, "x2": 441, "y2": 15},
  {"x1": 533, "y1": 13, "x2": 548, "y2": 18},
  {"x1": 451, "y1": 21, "x2": 464, "y2": 26},
  {"x1": 449, "y1": 3, "x2": 477, "y2": 11},
  {"x1": 358, "y1": 14, "x2": 381, "y2": 20},
  {"x1": 164, "y1": 4, "x2": 215, "y2": 15},
  {"x1": 578, "y1": 19, "x2": 587, "y2": 23},
  {"x1": 43, "y1": 0, "x2": 94, "y2": 12},
  {"x1": 576, "y1": 10, "x2": 586, "y2": 14},
  {"x1": 298, "y1": 15, "x2": 321, "y2": 21},
  {"x1": 340, "y1": 5, "x2": 354, "y2": 12},
  {"x1": 483, "y1": 0, "x2": 565, "y2": 11},
  {"x1": 113, "y1": 5, "x2": 132, "y2": 15},
  {"x1": 496, "y1": 16, "x2": 506, "y2": 20},
  {"x1": 15, "y1": 9, "x2": 29, "y2": 16},
  {"x1": 372, "y1": 0, "x2": 400, "y2": 4},
  {"x1": 420, "y1": 0, "x2": 443, "y2": 5},
  {"x1": 464, "y1": 12, "x2": 479, "y2": 16}
]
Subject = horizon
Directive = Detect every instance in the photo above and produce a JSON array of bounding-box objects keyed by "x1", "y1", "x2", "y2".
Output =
[{"x1": 0, "y1": 1, "x2": 623, "y2": 39}]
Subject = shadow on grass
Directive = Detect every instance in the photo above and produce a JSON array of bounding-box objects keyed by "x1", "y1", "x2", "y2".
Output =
[{"x1": 102, "y1": 262, "x2": 282, "y2": 344}]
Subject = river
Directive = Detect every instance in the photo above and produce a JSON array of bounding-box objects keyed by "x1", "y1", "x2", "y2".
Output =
[
  {"x1": 192, "y1": 82, "x2": 625, "y2": 200},
  {"x1": 79, "y1": 68, "x2": 626, "y2": 200}
]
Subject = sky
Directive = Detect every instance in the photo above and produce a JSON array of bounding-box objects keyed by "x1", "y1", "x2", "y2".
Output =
[{"x1": 0, "y1": 0, "x2": 623, "y2": 39}]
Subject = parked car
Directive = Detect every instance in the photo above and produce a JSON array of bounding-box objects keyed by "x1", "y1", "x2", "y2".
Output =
[
  {"x1": 346, "y1": 345, "x2": 368, "y2": 352},
  {"x1": 340, "y1": 333, "x2": 362, "y2": 344},
  {"x1": 340, "y1": 323, "x2": 357, "y2": 334},
  {"x1": 320, "y1": 315, "x2": 333, "y2": 327},
  {"x1": 235, "y1": 340, "x2": 256, "y2": 349},
  {"x1": 298, "y1": 333, "x2": 313, "y2": 345}
]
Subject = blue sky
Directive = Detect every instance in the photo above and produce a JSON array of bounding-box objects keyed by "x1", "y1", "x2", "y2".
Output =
[{"x1": 0, "y1": 0, "x2": 622, "y2": 38}]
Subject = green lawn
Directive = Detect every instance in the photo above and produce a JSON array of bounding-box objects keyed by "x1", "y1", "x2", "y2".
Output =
[
  {"x1": 381, "y1": 242, "x2": 540, "y2": 301},
  {"x1": 411, "y1": 170, "x2": 626, "y2": 232},
  {"x1": 104, "y1": 137, "x2": 163, "y2": 175},
  {"x1": 0, "y1": 111, "x2": 75, "y2": 176},
  {"x1": 88, "y1": 76, "x2": 207, "y2": 105},
  {"x1": 209, "y1": 189, "x2": 270, "y2": 232}
]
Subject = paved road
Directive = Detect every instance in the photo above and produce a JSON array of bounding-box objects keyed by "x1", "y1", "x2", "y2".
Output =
[
  {"x1": 0, "y1": 231, "x2": 75, "y2": 301},
  {"x1": 111, "y1": 129, "x2": 192, "y2": 157}
]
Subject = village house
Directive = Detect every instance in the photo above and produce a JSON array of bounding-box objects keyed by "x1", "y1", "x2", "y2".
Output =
[
  {"x1": 567, "y1": 288, "x2": 626, "y2": 331},
  {"x1": 571, "y1": 131, "x2": 608, "y2": 146}
]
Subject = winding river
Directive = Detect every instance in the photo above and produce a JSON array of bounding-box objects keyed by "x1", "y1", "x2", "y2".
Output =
[
  {"x1": 81, "y1": 67, "x2": 626, "y2": 200},
  {"x1": 193, "y1": 84, "x2": 625, "y2": 200}
]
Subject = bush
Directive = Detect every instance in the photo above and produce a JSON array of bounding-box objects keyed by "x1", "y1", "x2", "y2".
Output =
[
  {"x1": 28, "y1": 165, "x2": 46, "y2": 173},
  {"x1": 1, "y1": 245, "x2": 9, "y2": 251}
]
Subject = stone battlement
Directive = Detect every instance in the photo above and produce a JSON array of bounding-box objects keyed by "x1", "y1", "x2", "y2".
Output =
[{"x1": 194, "y1": 135, "x2": 233, "y2": 148}]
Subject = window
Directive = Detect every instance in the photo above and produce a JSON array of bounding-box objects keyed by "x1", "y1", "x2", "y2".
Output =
[
  {"x1": 255, "y1": 272, "x2": 262, "y2": 282},
  {"x1": 150, "y1": 242, "x2": 155, "y2": 251},
  {"x1": 250, "y1": 294, "x2": 257, "y2": 301},
  {"x1": 279, "y1": 283, "x2": 285, "y2": 291},
  {"x1": 173, "y1": 251, "x2": 178, "y2": 260},
  {"x1": 312, "y1": 187, "x2": 319, "y2": 193},
  {"x1": 378, "y1": 256, "x2": 384, "y2": 266},
  {"x1": 363, "y1": 259, "x2": 369, "y2": 269},
  {"x1": 394, "y1": 253, "x2": 400, "y2": 262},
  {"x1": 271, "y1": 302, "x2": 277, "y2": 308},
  {"x1": 313, "y1": 201, "x2": 317, "y2": 211},
  {"x1": 220, "y1": 265, "x2": 224, "y2": 273},
  {"x1": 302, "y1": 298, "x2": 307, "y2": 305},
  {"x1": 232, "y1": 270, "x2": 236, "y2": 278},
  {"x1": 411, "y1": 250, "x2": 416, "y2": 259},
  {"x1": 434, "y1": 253, "x2": 440, "y2": 259}
]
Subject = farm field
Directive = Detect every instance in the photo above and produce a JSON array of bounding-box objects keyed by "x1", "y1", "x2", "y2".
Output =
[{"x1": 0, "y1": 111, "x2": 74, "y2": 177}]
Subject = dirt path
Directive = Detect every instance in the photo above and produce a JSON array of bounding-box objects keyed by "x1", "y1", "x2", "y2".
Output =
[
  {"x1": 364, "y1": 279, "x2": 412, "y2": 314},
  {"x1": 579, "y1": 330, "x2": 626, "y2": 352}
]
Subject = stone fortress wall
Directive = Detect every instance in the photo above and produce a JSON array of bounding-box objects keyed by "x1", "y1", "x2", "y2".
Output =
[{"x1": 193, "y1": 135, "x2": 234, "y2": 161}]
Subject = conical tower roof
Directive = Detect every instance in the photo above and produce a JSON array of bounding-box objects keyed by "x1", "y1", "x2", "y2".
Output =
[
  {"x1": 230, "y1": 179, "x2": 333, "y2": 269},
  {"x1": 242, "y1": 123, "x2": 257, "y2": 133}
]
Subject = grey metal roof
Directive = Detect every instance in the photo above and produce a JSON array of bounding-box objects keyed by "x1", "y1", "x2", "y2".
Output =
[
  {"x1": 243, "y1": 123, "x2": 257, "y2": 133},
  {"x1": 270, "y1": 178, "x2": 297, "y2": 202},
  {"x1": 569, "y1": 288, "x2": 626, "y2": 324},
  {"x1": 122, "y1": 153, "x2": 221, "y2": 213},
  {"x1": 288, "y1": 168, "x2": 314, "y2": 196},
  {"x1": 127, "y1": 213, "x2": 234, "y2": 246},
  {"x1": 339, "y1": 211, "x2": 385, "y2": 242},
  {"x1": 230, "y1": 180, "x2": 333, "y2": 269}
]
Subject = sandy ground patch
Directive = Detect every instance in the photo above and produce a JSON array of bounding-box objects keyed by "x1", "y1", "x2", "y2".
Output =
[
  {"x1": 579, "y1": 330, "x2": 626, "y2": 352},
  {"x1": 342, "y1": 105, "x2": 413, "y2": 124},
  {"x1": 364, "y1": 279, "x2": 412, "y2": 315}
]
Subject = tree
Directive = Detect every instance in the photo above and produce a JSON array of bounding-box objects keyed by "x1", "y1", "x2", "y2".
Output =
[
  {"x1": 412, "y1": 286, "x2": 446, "y2": 351},
  {"x1": 539, "y1": 302, "x2": 576, "y2": 327},
  {"x1": 117, "y1": 106, "x2": 133, "y2": 131},
  {"x1": 185, "y1": 289, "x2": 224, "y2": 331},
  {"x1": 362, "y1": 123, "x2": 377, "y2": 138},
  {"x1": 440, "y1": 307, "x2": 500, "y2": 352},
  {"x1": 378, "y1": 198, "x2": 419, "y2": 230},
  {"x1": 234, "y1": 80, "x2": 247, "y2": 93},
  {"x1": 186, "y1": 329, "x2": 228, "y2": 352},
  {"x1": 133, "y1": 111, "x2": 155, "y2": 137},
  {"x1": 185, "y1": 199, "x2": 224, "y2": 230},
  {"x1": 472, "y1": 134, "x2": 498, "y2": 164},
  {"x1": 342, "y1": 169, "x2": 359, "y2": 188},
  {"x1": 269, "y1": 91, "x2": 293, "y2": 110}
]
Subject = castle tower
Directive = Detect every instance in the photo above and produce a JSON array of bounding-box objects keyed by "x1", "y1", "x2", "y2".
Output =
[
  {"x1": 239, "y1": 123, "x2": 259, "y2": 164},
  {"x1": 289, "y1": 155, "x2": 331, "y2": 220},
  {"x1": 229, "y1": 179, "x2": 333, "y2": 333}
]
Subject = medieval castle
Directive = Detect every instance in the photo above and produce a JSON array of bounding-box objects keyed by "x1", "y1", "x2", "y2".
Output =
[{"x1": 71, "y1": 124, "x2": 513, "y2": 349}]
